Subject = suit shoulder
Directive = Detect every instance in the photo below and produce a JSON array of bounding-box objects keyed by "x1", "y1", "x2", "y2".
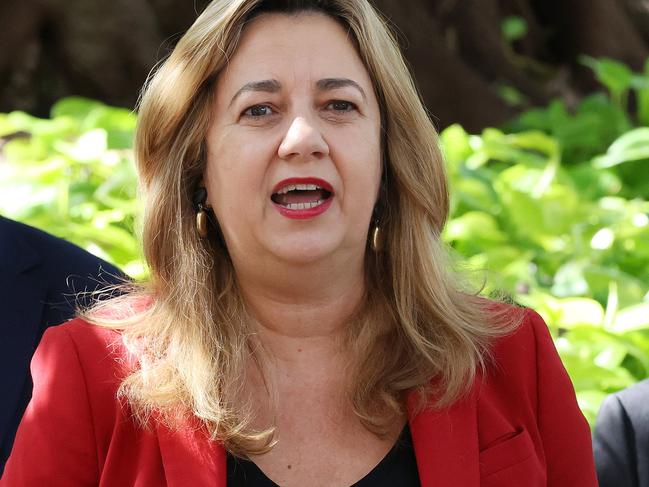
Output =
[
  {"x1": 608, "y1": 378, "x2": 649, "y2": 425},
  {"x1": 0, "y1": 216, "x2": 123, "y2": 278},
  {"x1": 615, "y1": 378, "x2": 649, "y2": 403}
]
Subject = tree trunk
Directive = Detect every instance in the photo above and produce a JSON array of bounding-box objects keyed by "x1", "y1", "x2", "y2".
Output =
[{"x1": 1, "y1": 0, "x2": 648, "y2": 129}]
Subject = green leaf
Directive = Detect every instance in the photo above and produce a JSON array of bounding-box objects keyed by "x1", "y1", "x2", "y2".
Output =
[
  {"x1": 593, "y1": 128, "x2": 649, "y2": 168},
  {"x1": 551, "y1": 298, "x2": 605, "y2": 328},
  {"x1": 0, "y1": 113, "x2": 19, "y2": 136},
  {"x1": 551, "y1": 261, "x2": 590, "y2": 297},
  {"x1": 581, "y1": 56, "x2": 634, "y2": 98},
  {"x1": 444, "y1": 211, "x2": 505, "y2": 247},
  {"x1": 635, "y1": 59, "x2": 649, "y2": 126},
  {"x1": 54, "y1": 129, "x2": 109, "y2": 163},
  {"x1": 451, "y1": 177, "x2": 498, "y2": 215},
  {"x1": 494, "y1": 165, "x2": 581, "y2": 240},
  {"x1": 51, "y1": 97, "x2": 106, "y2": 121},
  {"x1": 497, "y1": 84, "x2": 527, "y2": 107},
  {"x1": 440, "y1": 124, "x2": 472, "y2": 171},
  {"x1": 501, "y1": 16, "x2": 528, "y2": 42},
  {"x1": 610, "y1": 303, "x2": 649, "y2": 333}
]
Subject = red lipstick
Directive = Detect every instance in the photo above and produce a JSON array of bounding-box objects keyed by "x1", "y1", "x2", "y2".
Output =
[{"x1": 271, "y1": 177, "x2": 334, "y2": 220}]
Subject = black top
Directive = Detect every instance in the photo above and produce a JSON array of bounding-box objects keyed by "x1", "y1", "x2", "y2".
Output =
[{"x1": 227, "y1": 425, "x2": 420, "y2": 486}]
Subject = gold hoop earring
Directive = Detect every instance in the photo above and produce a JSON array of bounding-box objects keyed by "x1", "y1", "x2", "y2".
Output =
[
  {"x1": 371, "y1": 222, "x2": 381, "y2": 252},
  {"x1": 194, "y1": 187, "x2": 209, "y2": 238}
]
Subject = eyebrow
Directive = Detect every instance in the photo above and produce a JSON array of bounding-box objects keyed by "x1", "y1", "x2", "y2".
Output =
[
  {"x1": 229, "y1": 79, "x2": 282, "y2": 107},
  {"x1": 229, "y1": 77, "x2": 367, "y2": 107},
  {"x1": 316, "y1": 78, "x2": 367, "y2": 102}
]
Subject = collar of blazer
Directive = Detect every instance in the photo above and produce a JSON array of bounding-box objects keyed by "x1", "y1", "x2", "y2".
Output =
[{"x1": 153, "y1": 387, "x2": 481, "y2": 487}]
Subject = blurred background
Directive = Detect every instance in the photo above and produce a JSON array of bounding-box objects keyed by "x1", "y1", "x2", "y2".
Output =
[
  {"x1": 2, "y1": 0, "x2": 649, "y2": 129},
  {"x1": 1, "y1": 0, "x2": 649, "y2": 424}
]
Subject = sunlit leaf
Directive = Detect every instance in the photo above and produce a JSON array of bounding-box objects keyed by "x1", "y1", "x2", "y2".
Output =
[
  {"x1": 440, "y1": 124, "x2": 472, "y2": 172},
  {"x1": 552, "y1": 298, "x2": 605, "y2": 328},
  {"x1": 593, "y1": 127, "x2": 649, "y2": 168},
  {"x1": 610, "y1": 303, "x2": 649, "y2": 333},
  {"x1": 581, "y1": 56, "x2": 634, "y2": 98}
]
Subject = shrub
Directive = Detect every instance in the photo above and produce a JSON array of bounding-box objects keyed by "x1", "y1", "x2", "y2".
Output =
[{"x1": 1, "y1": 58, "x2": 647, "y2": 425}]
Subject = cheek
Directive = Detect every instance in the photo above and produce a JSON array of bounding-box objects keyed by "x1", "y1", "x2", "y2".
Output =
[
  {"x1": 205, "y1": 164, "x2": 246, "y2": 221},
  {"x1": 339, "y1": 136, "x2": 382, "y2": 207},
  {"x1": 203, "y1": 137, "x2": 272, "y2": 229},
  {"x1": 203, "y1": 159, "x2": 252, "y2": 251}
]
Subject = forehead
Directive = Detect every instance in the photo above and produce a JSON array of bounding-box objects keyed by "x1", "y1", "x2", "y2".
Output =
[{"x1": 216, "y1": 12, "x2": 373, "y2": 95}]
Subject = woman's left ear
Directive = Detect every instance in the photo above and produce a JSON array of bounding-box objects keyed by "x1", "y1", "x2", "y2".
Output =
[
  {"x1": 370, "y1": 169, "x2": 389, "y2": 252},
  {"x1": 370, "y1": 192, "x2": 383, "y2": 253}
]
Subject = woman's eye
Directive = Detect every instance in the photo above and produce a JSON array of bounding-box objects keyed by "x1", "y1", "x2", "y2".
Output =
[
  {"x1": 326, "y1": 100, "x2": 356, "y2": 112},
  {"x1": 242, "y1": 105, "x2": 274, "y2": 117}
]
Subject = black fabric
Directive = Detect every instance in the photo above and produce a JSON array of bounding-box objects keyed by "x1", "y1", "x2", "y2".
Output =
[
  {"x1": 0, "y1": 216, "x2": 125, "y2": 475},
  {"x1": 227, "y1": 424, "x2": 420, "y2": 486},
  {"x1": 593, "y1": 378, "x2": 649, "y2": 487}
]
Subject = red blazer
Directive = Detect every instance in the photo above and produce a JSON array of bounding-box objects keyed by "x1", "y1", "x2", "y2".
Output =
[{"x1": 1, "y1": 308, "x2": 597, "y2": 486}]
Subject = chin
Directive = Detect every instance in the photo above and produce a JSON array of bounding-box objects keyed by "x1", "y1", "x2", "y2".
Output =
[{"x1": 267, "y1": 237, "x2": 343, "y2": 265}]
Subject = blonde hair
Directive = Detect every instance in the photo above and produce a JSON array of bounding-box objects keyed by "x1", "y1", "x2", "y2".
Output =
[{"x1": 85, "y1": 0, "x2": 522, "y2": 456}]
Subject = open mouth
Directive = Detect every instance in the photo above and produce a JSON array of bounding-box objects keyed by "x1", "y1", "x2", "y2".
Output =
[{"x1": 271, "y1": 183, "x2": 333, "y2": 210}]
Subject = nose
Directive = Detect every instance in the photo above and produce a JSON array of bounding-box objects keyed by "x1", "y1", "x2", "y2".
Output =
[{"x1": 278, "y1": 116, "x2": 329, "y2": 161}]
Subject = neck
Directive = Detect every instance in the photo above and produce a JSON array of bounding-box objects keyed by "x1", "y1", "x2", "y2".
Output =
[{"x1": 233, "y1": 251, "x2": 366, "y2": 363}]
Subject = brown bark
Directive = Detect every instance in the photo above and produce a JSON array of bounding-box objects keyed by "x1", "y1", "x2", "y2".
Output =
[
  {"x1": 532, "y1": 0, "x2": 649, "y2": 91},
  {"x1": 375, "y1": 0, "x2": 517, "y2": 131},
  {"x1": 1, "y1": 0, "x2": 648, "y2": 129},
  {"x1": 621, "y1": 0, "x2": 649, "y2": 54},
  {"x1": 443, "y1": 0, "x2": 549, "y2": 104},
  {"x1": 0, "y1": 0, "x2": 45, "y2": 111}
]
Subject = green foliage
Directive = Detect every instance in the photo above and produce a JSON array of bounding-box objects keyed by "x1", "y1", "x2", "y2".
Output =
[
  {"x1": 501, "y1": 16, "x2": 528, "y2": 43},
  {"x1": 443, "y1": 59, "x2": 649, "y2": 425},
  {"x1": 1, "y1": 58, "x2": 648, "y2": 426},
  {"x1": 0, "y1": 97, "x2": 145, "y2": 278}
]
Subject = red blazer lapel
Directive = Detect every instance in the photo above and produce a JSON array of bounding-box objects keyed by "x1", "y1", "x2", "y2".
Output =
[
  {"x1": 408, "y1": 388, "x2": 480, "y2": 487},
  {"x1": 156, "y1": 419, "x2": 227, "y2": 486},
  {"x1": 154, "y1": 392, "x2": 480, "y2": 487}
]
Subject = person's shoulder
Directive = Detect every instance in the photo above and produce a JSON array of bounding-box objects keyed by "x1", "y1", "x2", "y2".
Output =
[
  {"x1": 40, "y1": 317, "x2": 131, "y2": 381},
  {"x1": 48, "y1": 295, "x2": 152, "y2": 357},
  {"x1": 483, "y1": 302, "x2": 547, "y2": 368},
  {"x1": 478, "y1": 303, "x2": 554, "y2": 399},
  {"x1": 1, "y1": 216, "x2": 81, "y2": 259},
  {"x1": 614, "y1": 378, "x2": 649, "y2": 403},
  {"x1": 475, "y1": 303, "x2": 576, "y2": 437},
  {"x1": 0, "y1": 215, "x2": 122, "y2": 278},
  {"x1": 604, "y1": 378, "x2": 649, "y2": 425},
  {"x1": 47, "y1": 316, "x2": 122, "y2": 345}
]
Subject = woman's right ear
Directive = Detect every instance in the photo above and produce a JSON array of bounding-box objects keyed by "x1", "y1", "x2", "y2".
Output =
[{"x1": 193, "y1": 186, "x2": 209, "y2": 238}]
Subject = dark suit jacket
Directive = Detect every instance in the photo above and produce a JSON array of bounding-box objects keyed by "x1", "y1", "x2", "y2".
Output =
[
  {"x1": 1, "y1": 307, "x2": 598, "y2": 486},
  {"x1": 0, "y1": 216, "x2": 124, "y2": 474},
  {"x1": 594, "y1": 378, "x2": 649, "y2": 487}
]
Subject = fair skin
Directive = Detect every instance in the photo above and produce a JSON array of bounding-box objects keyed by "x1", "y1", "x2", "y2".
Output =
[{"x1": 204, "y1": 11, "x2": 404, "y2": 487}]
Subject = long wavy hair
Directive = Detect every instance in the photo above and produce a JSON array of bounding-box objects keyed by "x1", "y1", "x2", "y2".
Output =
[{"x1": 85, "y1": 0, "x2": 522, "y2": 456}]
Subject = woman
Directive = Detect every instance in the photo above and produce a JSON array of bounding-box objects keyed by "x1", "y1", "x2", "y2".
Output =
[{"x1": 1, "y1": 1, "x2": 597, "y2": 486}]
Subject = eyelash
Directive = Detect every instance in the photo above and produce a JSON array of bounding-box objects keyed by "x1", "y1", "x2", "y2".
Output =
[
  {"x1": 242, "y1": 105, "x2": 275, "y2": 118},
  {"x1": 241, "y1": 100, "x2": 358, "y2": 118},
  {"x1": 325, "y1": 100, "x2": 357, "y2": 112}
]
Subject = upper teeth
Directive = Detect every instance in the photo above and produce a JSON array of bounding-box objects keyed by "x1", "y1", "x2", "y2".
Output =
[{"x1": 276, "y1": 183, "x2": 322, "y2": 194}]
